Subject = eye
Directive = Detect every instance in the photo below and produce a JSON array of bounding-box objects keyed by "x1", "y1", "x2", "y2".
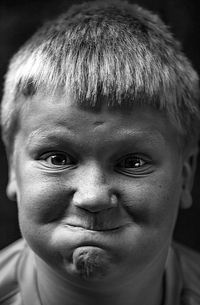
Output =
[
  {"x1": 40, "y1": 152, "x2": 76, "y2": 168},
  {"x1": 117, "y1": 156, "x2": 145, "y2": 168},
  {"x1": 115, "y1": 154, "x2": 153, "y2": 176}
]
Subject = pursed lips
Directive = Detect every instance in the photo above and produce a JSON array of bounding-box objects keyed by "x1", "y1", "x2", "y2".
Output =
[
  {"x1": 63, "y1": 222, "x2": 129, "y2": 232},
  {"x1": 61, "y1": 212, "x2": 132, "y2": 232}
]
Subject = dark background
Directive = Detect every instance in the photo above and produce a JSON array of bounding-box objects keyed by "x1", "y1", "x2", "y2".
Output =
[{"x1": 0, "y1": 0, "x2": 200, "y2": 251}]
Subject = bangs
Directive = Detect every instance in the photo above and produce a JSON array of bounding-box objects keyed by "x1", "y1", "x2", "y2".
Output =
[{"x1": 9, "y1": 18, "x2": 177, "y2": 111}]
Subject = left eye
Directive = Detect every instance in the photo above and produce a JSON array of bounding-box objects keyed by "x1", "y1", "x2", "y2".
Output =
[
  {"x1": 115, "y1": 154, "x2": 152, "y2": 176},
  {"x1": 116, "y1": 156, "x2": 146, "y2": 169},
  {"x1": 40, "y1": 152, "x2": 75, "y2": 167}
]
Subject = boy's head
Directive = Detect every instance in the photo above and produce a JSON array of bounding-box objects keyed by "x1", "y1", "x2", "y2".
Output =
[
  {"x1": 1, "y1": 0, "x2": 200, "y2": 284},
  {"x1": 1, "y1": 0, "x2": 200, "y2": 154}
]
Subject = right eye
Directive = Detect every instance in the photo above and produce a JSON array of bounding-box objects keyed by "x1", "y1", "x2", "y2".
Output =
[{"x1": 40, "y1": 152, "x2": 76, "y2": 168}]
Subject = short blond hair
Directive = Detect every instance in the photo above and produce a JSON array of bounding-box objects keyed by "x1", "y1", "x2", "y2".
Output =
[{"x1": 1, "y1": 0, "x2": 200, "y2": 153}]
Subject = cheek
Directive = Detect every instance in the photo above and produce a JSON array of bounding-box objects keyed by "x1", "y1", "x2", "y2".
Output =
[
  {"x1": 122, "y1": 173, "x2": 182, "y2": 231},
  {"x1": 16, "y1": 170, "x2": 70, "y2": 224},
  {"x1": 16, "y1": 175, "x2": 71, "y2": 259}
]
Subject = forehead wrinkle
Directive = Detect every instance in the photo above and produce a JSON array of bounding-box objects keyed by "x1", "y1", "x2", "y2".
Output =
[{"x1": 22, "y1": 109, "x2": 169, "y2": 156}]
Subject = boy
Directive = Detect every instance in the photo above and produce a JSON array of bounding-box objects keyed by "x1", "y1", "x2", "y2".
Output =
[{"x1": 0, "y1": 1, "x2": 200, "y2": 304}]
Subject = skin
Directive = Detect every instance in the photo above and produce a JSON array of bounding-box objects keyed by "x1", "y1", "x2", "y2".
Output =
[{"x1": 7, "y1": 92, "x2": 196, "y2": 305}]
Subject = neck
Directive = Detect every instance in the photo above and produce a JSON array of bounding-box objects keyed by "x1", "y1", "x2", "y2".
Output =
[{"x1": 35, "y1": 255, "x2": 166, "y2": 305}]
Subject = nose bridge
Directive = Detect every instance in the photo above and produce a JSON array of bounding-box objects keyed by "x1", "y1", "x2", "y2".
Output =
[{"x1": 72, "y1": 162, "x2": 118, "y2": 212}]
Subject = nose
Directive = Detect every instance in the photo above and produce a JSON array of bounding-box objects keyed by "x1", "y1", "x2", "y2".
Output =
[{"x1": 72, "y1": 164, "x2": 118, "y2": 213}]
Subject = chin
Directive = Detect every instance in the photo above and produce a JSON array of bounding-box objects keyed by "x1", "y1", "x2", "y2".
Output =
[{"x1": 67, "y1": 246, "x2": 113, "y2": 281}]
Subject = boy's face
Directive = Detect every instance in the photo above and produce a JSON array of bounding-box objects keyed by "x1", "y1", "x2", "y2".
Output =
[{"x1": 8, "y1": 92, "x2": 192, "y2": 282}]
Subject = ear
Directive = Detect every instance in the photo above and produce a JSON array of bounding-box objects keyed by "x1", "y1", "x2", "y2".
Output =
[
  {"x1": 6, "y1": 159, "x2": 17, "y2": 202},
  {"x1": 180, "y1": 145, "x2": 198, "y2": 209}
]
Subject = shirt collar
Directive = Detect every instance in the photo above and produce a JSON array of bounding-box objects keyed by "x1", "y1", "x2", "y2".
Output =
[{"x1": 163, "y1": 246, "x2": 183, "y2": 305}]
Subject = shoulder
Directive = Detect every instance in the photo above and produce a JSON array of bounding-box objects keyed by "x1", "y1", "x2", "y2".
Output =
[
  {"x1": 0, "y1": 239, "x2": 27, "y2": 304},
  {"x1": 173, "y1": 242, "x2": 200, "y2": 304}
]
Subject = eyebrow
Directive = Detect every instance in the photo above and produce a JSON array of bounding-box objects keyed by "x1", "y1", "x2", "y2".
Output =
[
  {"x1": 26, "y1": 127, "x2": 72, "y2": 148},
  {"x1": 25, "y1": 126, "x2": 166, "y2": 151}
]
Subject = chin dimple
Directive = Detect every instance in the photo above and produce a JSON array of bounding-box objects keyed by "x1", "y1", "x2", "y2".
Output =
[{"x1": 72, "y1": 247, "x2": 110, "y2": 280}]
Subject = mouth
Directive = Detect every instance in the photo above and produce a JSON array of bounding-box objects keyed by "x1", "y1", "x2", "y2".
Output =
[{"x1": 63, "y1": 224, "x2": 124, "y2": 232}]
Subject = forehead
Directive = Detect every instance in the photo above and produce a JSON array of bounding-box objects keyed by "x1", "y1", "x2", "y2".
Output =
[{"x1": 17, "y1": 91, "x2": 181, "y2": 152}]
